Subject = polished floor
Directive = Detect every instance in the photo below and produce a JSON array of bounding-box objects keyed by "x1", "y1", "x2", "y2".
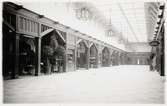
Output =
[{"x1": 3, "y1": 65, "x2": 165, "y2": 103}]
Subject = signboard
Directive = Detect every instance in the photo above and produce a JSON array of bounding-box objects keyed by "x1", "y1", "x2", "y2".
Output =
[{"x1": 149, "y1": 40, "x2": 160, "y2": 46}]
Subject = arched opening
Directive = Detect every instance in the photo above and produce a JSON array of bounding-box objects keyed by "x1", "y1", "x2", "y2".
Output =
[
  {"x1": 41, "y1": 30, "x2": 66, "y2": 74},
  {"x1": 89, "y1": 44, "x2": 98, "y2": 68},
  {"x1": 102, "y1": 47, "x2": 110, "y2": 67},
  {"x1": 77, "y1": 41, "x2": 88, "y2": 69},
  {"x1": 111, "y1": 51, "x2": 115, "y2": 66},
  {"x1": 19, "y1": 36, "x2": 35, "y2": 76},
  {"x1": 111, "y1": 51, "x2": 119, "y2": 66},
  {"x1": 120, "y1": 53, "x2": 124, "y2": 65}
]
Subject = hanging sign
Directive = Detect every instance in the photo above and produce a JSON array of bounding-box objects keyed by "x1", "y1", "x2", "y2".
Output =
[{"x1": 149, "y1": 40, "x2": 160, "y2": 46}]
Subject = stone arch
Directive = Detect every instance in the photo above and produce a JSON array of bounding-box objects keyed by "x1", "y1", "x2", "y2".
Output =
[
  {"x1": 77, "y1": 41, "x2": 88, "y2": 69},
  {"x1": 102, "y1": 47, "x2": 110, "y2": 67},
  {"x1": 89, "y1": 43, "x2": 98, "y2": 68},
  {"x1": 77, "y1": 39, "x2": 89, "y2": 48}
]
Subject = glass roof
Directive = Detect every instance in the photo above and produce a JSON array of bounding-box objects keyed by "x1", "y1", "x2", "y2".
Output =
[
  {"x1": 82, "y1": 0, "x2": 163, "y2": 43},
  {"x1": 90, "y1": 1, "x2": 150, "y2": 42},
  {"x1": 17, "y1": 0, "x2": 163, "y2": 43}
]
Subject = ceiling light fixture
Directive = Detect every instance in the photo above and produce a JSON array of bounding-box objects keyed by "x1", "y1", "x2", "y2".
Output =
[
  {"x1": 76, "y1": 7, "x2": 92, "y2": 21},
  {"x1": 106, "y1": 9, "x2": 114, "y2": 37}
]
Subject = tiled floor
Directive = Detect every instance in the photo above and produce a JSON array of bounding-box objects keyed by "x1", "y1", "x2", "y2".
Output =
[{"x1": 3, "y1": 65, "x2": 165, "y2": 103}]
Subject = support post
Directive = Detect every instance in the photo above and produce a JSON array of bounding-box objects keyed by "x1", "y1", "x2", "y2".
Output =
[
  {"x1": 87, "y1": 47, "x2": 90, "y2": 70},
  {"x1": 35, "y1": 37, "x2": 41, "y2": 76},
  {"x1": 63, "y1": 46, "x2": 67, "y2": 72},
  {"x1": 160, "y1": 25, "x2": 165, "y2": 76},
  {"x1": 75, "y1": 37, "x2": 78, "y2": 70},
  {"x1": 12, "y1": 34, "x2": 19, "y2": 79},
  {"x1": 108, "y1": 50, "x2": 111, "y2": 66},
  {"x1": 110, "y1": 50, "x2": 114, "y2": 66},
  {"x1": 97, "y1": 47, "x2": 101, "y2": 68},
  {"x1": 96, "y1": 48, "x2": 99, "y2": 68},
  {"x1": 118, "y1": 52, "x2": 121, "y2": 65}
]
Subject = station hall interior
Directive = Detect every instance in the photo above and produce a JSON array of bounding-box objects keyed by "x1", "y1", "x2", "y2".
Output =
[{"x1": 2, "y1": 0, "x2": 166, "y2": 104}]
